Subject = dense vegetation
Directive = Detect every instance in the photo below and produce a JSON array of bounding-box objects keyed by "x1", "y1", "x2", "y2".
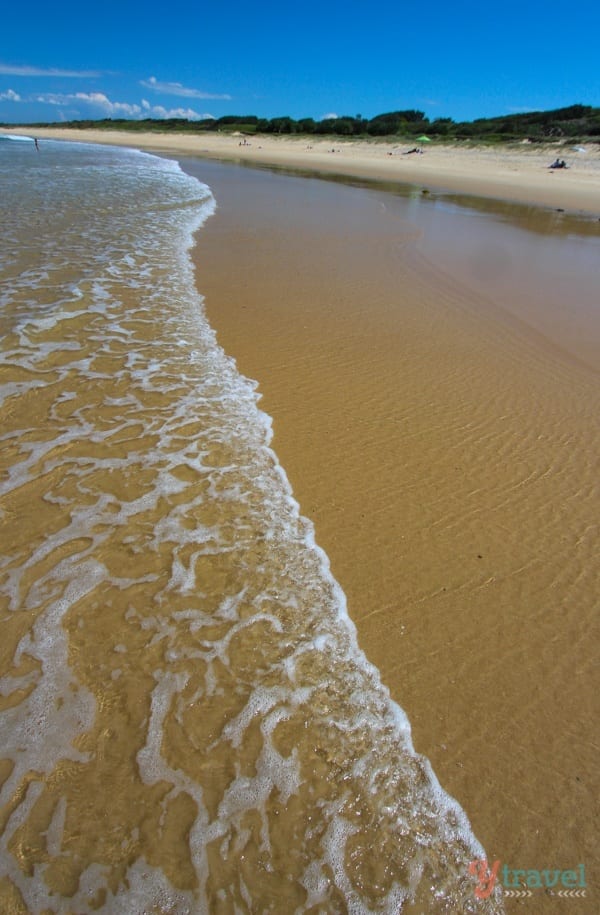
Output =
[{"x1": 8, "y1": 104, "x2": 600, "y2": 141}]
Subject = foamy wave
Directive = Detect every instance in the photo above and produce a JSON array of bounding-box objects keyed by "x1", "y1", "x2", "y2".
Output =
[{"x1": 0, "y1": 140, "x2": 503, "y2": 913}]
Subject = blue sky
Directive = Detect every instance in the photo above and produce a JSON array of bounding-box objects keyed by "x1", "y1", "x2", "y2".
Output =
[{"x1": 1, "y1": 0, "x2": 599, "y2": 125}]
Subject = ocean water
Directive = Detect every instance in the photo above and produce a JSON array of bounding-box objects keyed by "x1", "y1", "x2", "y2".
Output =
[{"x1": 0, "y1": 137, "x2": 503, "y2": 913}]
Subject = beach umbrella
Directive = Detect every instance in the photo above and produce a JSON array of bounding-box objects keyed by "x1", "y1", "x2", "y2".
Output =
[{"x1": 416, "y1": 135, "x2": 431, "y2": 143}]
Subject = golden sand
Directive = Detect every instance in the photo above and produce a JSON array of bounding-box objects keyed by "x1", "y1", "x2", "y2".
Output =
[{"x1": 3, "y1": 128, "x2": 598, "y2": 911}]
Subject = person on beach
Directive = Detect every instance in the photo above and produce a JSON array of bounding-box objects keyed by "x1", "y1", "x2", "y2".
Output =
[{"x1": 34, "y1": 138, "x2": 39, "y2": 151}]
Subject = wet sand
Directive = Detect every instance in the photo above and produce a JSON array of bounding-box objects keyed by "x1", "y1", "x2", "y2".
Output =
[
  {"x1": 3, "y1": 128, "x2": 598, "y2": 909},
  {"x1": 3, "y1": 142, "x2": 502, "y2": 912},
  {"x1": 183, "y1": 159, "x2": 599, "y2": 912}
]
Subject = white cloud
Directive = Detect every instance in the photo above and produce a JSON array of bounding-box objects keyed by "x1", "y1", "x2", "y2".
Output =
[
  {"x1": 75, "y1": 92, "x2": 142, "y2": 116},
  {"x1": 34, "y1": 93, "x2": 65, "y2": 106},
  {"x1": 0, "y1": 89, "x2": 214, "y2": 121},
  {"x1": 35, "y1": 92, "x2": 142, "y2": 117},
  {"x1": 140, "y1": 76, "x2": 231, "y2": 100},
  {"x1": 30, "y1": 91, "x2": 207, "y2": 121},
  {"x1": 141, "y1": 99, "x2": 209, "y2": 120},
  {"x1": 321, "y1": 112, "x2": 338, "y2": 120},
  {"x1": 0, "y1": 62, "x2": 100, "y2": 77}
]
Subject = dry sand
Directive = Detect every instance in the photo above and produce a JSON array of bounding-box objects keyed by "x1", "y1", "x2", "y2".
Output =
[
  {"x1": 4, "y1": 126, "x2": 600, "y2": 215},
  {"x1": 4, "y1": 127, "x2": 599, "y2": 910}
]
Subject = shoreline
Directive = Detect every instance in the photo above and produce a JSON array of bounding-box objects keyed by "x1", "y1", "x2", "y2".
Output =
[
  {"x1": 3, "y1": 129, "x2": 598, "y2": 908},
  {"x1": 3, "y1": 126, "x2": 600, "y2": 216},
  {"x1": 183, "y1": 158, "x2": 599, "y2": 910}
]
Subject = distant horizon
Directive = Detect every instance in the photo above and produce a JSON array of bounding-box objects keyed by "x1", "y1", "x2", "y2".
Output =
[{"x1": 2, "y1": 0, "x2": 599, "y2": 125}]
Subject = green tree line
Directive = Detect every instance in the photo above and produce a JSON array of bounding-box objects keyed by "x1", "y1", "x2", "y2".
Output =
[{"x1": 11, "y1": 104, "x2": 600, "y2": 141}]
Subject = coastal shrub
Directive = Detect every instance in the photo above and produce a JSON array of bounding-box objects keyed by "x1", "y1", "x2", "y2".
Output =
[{"x1": 19, "y1": 104, "x2": 600, "y2": 142}]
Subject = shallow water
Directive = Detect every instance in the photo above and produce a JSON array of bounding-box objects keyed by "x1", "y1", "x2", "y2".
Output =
[{"x1": 0, "y1": 139, "x2": 503, "y2": 911}]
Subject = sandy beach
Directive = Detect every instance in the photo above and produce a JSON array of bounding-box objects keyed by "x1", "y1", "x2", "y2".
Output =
[
  {"x1": 4, "y1": 126, "x2": 600, "y2": 216},
  {"x1": 2, "y1": 128, "x2": 599, "y2": 910},
  {"x1": 182, "y1": 157, "x2": 599, "y2": 912}
]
